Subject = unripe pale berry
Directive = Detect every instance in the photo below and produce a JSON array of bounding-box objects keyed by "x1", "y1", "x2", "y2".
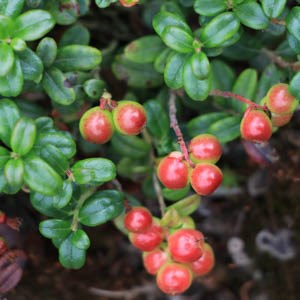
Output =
[
  {"x1": 124, "y1": 207, "x2": 152, "y2": 233},
  {"x1": 79, "y1": 107, "x2": 114, "y2": 144},
  {"x1": 119, "y1": 0, "x2": 139, "y2": 7},
  {"x1": 143, "y1": 248, "x2": 169, "y2": 275},
  {"x1": 113, "y1": 100, "x2": 146, "y2": 135},
  {"x1": 271, "y1": 112, "x2": 293, "y2": 127},
  {"x1": 190, "y1": 163, "x2": 223, "y2": 196},
  {"x1": 266, "y1": 83, "x2": 298, "y2": 115},
  {"x1": 168, "y1": 228, "x2": 205, "y2": 263},
  {"x1": 129, "y1": 221, "x2": 164, "y2": 252},
  {"x1": 157, "y1": 152, "x2": 189, "y2": 190},
  {"x1": 240, "y1": 110, "x2": 272, "y2": 143},
  {"x1": 189, "y1": 243, "x2": 215, "y2": 277},
  {"x1": 156, "y1": 262, "x2": 193, "y2": 295},
  {"x1": 189, "y1": 134, "x2": 222, "y2": 164}
]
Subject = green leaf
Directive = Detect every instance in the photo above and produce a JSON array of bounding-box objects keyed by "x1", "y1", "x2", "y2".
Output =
[
  {"x1": 287, "y1": 33, "x2": 300, "y2": 53},
  {"x1": 0, "y1": 58, "x2": 24, "y2": 97},
  {"x1": 10, "y1": 117, "x2": 37, "y2": 156},
  {"x1": 0, "y1": 168, "x2": 7, "y2": 193},
  {"x1": 290, "y1": 72, "x2": 300, "y2": 99},
  {"x1": 111, "y1": 134, "x2": 150, "y2": 159},
  {"x1": 11, "y1": 38, "x2": 27, "y2": 52},
  {"x1": 71, "y1": 230, "x2": 90, "y2": 250},
  {"x1": 162, "y1": 185, "x2": 190, "y2": 202},
  {"x1": 17, "y1": 47, "x2": 43, "y2": 82},
  {"x1": 95, "y1": 0, "x2": 117, "y2": 8},
  {"x1": 166, "y1": 194, "x2": 201, "y2": 216},
  {"x1": 286, "y1": 7, "x2": 300, "y2": 42},
  {"x1": 4, "y1": 158, "x2": 24, "y2": 194},
  {"x1": 154, "y1": 48, "x2": 172, "y2": 73},
  {"x1": 35, "y1": 117, "x2": 55, "y2": 133},
  {"x1": 45, "y1": 0, "x2": 78, "y2": 25},
  {"x1": 164, "y1": 52, "x2": 189, "y2": 89},
  {"x1": 153, "y1": 12, "x2": 192, "y2": 37},
  {"x1": 39, "y1": 219, "x2": 72, "y2": 239},
  {"x1": 124, "y1": 35, "x2": 165, "y2": 63},
  {"x1": 0, "y1": 44, "x2": 14, "y2": 77},
  {"x1": 79, "y1": 190, "x2": 124, "y2": 226},
  {"x1": 144, "y1": 100, "x2": 170, "y2": 139},
  {"x1": 35, "y1": 131, "x2": 76, "y2": 159},
  {"x1": 0, "y1": 0, "x2": 24, "y2": 18},
  {"x1": 54, "y1": 45, "x2": 102, "y2": 72},
  {"x1": 208, "y1": 115, "x2": 242, "y2": 143},
  {"x1": 36, "y1": 37, "x2": 57, "y2": 68},
  {"x1": 112, "y1": 55, "x2": 163, "y2": 88},
  {"x1": 234, "y1": 1, "x2": 269, "y2": 30},
  {"x1": 40, "y1": 144, "x2": 69, "y2": 175},
  {"x1": 42, "y1": 67, "x2": 76, "y2": 105},
  {"x1": 59, "y1": 24, "x2": 90, "y2": 47},
  {"x1": 0, "y1": 147, "x2": 10, "y2": 169},
  {"x1": 161, "y1": 26, "x2": 194, "y2": 53},
  {"x1": 183, "y1": 56, "x2": 212, "y2": 101},
  {"x1": 53, "y1": 180, "x2": 73, "y2": 209},
  {"x1": 24, "y1": 156, "x2": 63, "y2": 196},
  {"x1": 59, "y1": 235, "x2": 86, "y2": 269},
  {"x1": 71, "y1": 158, "x2": 116, "y2": 185},
  {"x1": 194, "y1": 0, "x2": 226, "y2": 16},
  {"x1": 200, "y1": 12, "x2": 240, "y2": 48},
  {"x1": 13, "y1": 10, "x2": 55, "y2": 41},
  {"x1": 187, "y1": 112, "x2": 228, "y2": 137},
  {"x1": 83, "y1": 79, "x2": 106, "y2": 99},
  {"x1": 0, "y1": 15, "x2": 14, "y2": 39},
  {"x1": 0, "y1": 99, "x2": 21, "y2": 147},
  {"x1": 190, "y1": 52, "x2": 211, "y2": 79},
  {"x1": 229, "y1": 68, "x2": 257, "y2": 113},
  {"x1": 261, "y1": 0, "x2": 286, "y2": 18}
]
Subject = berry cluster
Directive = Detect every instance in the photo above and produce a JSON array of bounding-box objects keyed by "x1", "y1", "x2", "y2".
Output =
[
  {"x1": 240, "y1": 83, "x2": 298, "y2": 143},
  {"x1": 79, "y1": 96, "x2": 147, "y2": 144},
  {"x1": 124, "y1": 207, "x2": 215, "y2": 295},
  {"x1": 157, "y1": 134, "x2": 223, "y2": 196}
]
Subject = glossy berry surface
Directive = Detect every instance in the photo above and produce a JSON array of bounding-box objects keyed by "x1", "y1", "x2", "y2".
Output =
[
  {"x1": 189, "y1": 243, "x2": 215, "y2": 277},
  {"x1": 143, "y1": 248, "x2": 169, "y2": 275},
  {"x1": 124, "y1": 207, "x2": 152, "y2": 233},
  {"x1": 240, "y1": 110, "x2": 272, "y2": 143},
  {"x1": 157, "y1": 152, "x2": 189, "y2": 190},
  {"x1": 190, "y1": 163, "x2": 223, "y2": 196},
  {"x1": 79, "y1": 107, "x2": 114, "y2": 144},
  {"x1": 168, "y1": 229, "x2": 204, "y2": 263},
  {"x1": 189, "y1": 134, "x2": 222, "y2": 164},
  {"x1": 113, "y1": 101, "x2": 146, "y2": 135},
  {"x1": 129, "y1": 222, "x2": 164, "y2": 252},
  {"x1": 156, "y1": 262, "x2": 193, "y2": 295},
  {"x1": 266, "y1": 83, "x2": 298, "y2": 114}
]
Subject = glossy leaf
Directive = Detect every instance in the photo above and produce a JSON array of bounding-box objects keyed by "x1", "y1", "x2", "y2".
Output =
[
  {"x1": 13, "y1": 10, "x2": 55, "y2": 41},
  {"x1": 286, "y1": 7, "x2": 300, "y2": 42},
  {"x1": 79, "y1": 190, "x2": 124, "y2": 226},
  {"x1": 54, "y1": 45, "x2": 102, "y2": 72},
  {"x1": 162, "y1": 185, "x2": 190, "y2": 202},
  {"x1": 0, "y1": 15, "x2": 14, "y2": 39},
  {"x1": 39, "y1": 219, "x2": 71, "y2": 239},
  {"x1": 200, "y1": 12, "x2": 240, "y2": 48},
  {"x1": 24, "y1": 156, "x2": 63, "y2": 196},
  {"x1": 59, "y1": 24, "x2": 90, "y2": 47},
  {"x1": 45, "y1": 0, "x2": 78, "y2": 25},
  {"x1": 36, "y1": 37, "x2": 57, "y2": 68},
  {"x1": 11, "y1": 117, "x2": 37, "y2": 156},
  {"x1": 53, "y1": 180, "x2": 73, "y2": 209},
  {"x1": 0, "y1": 0, "x2": 24, "y2": 18},
  {"x1": 71, "y1": 230, "x2": 90, "y2": 250},
  {"x1": 4, "y1": 158, "x2": 24, "y2": 193},
  {"x1": 289, "y1": 72, "x2": 300, "y2": 99},
  {"x1": 194, "y1": 0, "x2": 226, "y2": 16},
  {"x1": 166, "y1": 194, "x2": 201, "y2": 216},
  {"x1": 71, "y1": 158, "x2": 116, "y2": 185},
  {"x1": 154, "y1": 48, "x2": 172, "y2": 73},
  {"x1": 0, "y1": 99, "x2": 21, "y2": 147},
  {"x1": 261, "y1": 0, "x2": 286, "y2": 18},
  {"x1": 190, "y1": 52, "x2": 211, "y2": 79},
  {"x1": 83, "y1": 79, "x2": 106, "y2": 99},
  {"x1": 42, "y1": 67, "x2": 76, "y2": 105},
  {"x1": 0, "y1": 43, "x2": 14, "y2": 77},
  {"x1": 0, "y1": 147, "x2": 10, "y2": 169}
]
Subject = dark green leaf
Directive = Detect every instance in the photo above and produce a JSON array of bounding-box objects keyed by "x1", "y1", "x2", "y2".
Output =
[
  {"x1": 45, "y1": 0, "x2": 78, "y2": 25},
  {"x1": 261, "y1": 0, "x2": 286, "y2": 18},
  {"x1": 154, "y1": 48, "x2": 172, "y2": 73},
  {"x1": 0, "y1": 43, "x2": 14, "y2": 77},
  {"x1": 71, "y1": 230, "x2": 90, "y2": 250},
  {"x1": 53, "y1": 180, "x2": 73, "y2": 209},
  {"x1": 79, "y1": 190, "x2": 124, "y2": 226},
  {"x1": 95, "y1": 0, "x2": 116, "y2": 8},
  {"x1": 0, "y1": 0, "x2": 24, "y2": 18},
  {"x1": 83, "y1": 79, "x2": 106, "y2": 99},
  {"x1": 71, "y1": 158, "x2": 116, "y2": 185},
  {"x1": 286, "y1": 7, "x2": 300, "y2": 42},
  {"x1": 0, "y1": 147, "x2": 10, "y2": 169},
  {"x1": 13, "y1": 10, "x2": 55, "y2": 41},
  {"x1": 36, "y1": 37, "x2": 57, "y2": 68},
  {"x1": 4, "y1": 158, "x2": 24, "y2": 193},
  {"x1": 194, "y1": 0, "x2": 226, "y2": 16},
  {"x1": 59, "y1": 24, "x2": 90, "y2": 47},
  {"x1": 190, "y1": 52, "x2": 211, "y2": 79},
  {"x1": 39, "y1": 219, "x2": 72, "y2": 239},
  {"x1": 35, "y1": 117, "x2": 55, "y2": 133},
  {"x1": 162, "y1": 185, "x2": 190, "y2": 201},
  {"x1": 290, "y1": 72, "x2": 300, "y2": 99}
]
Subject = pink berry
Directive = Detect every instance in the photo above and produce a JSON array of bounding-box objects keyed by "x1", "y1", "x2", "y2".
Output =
[
  {"x1": 143, "y1": 248, "x2": 169, "y2": 275},
  {"x1": 124, "y1": 207, "x2": 152, "y2": 233}
]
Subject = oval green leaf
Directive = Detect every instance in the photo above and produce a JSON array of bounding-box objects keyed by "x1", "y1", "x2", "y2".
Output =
[
  {"x1": 0, "y1": 43, "x2": 14, "y2": 77},
  {"x1": 39, "y1": 219, "x2": 72, "y2": 239},
  {"x1": 71, "y1": 229, "x2": 90, "y2": 250}
]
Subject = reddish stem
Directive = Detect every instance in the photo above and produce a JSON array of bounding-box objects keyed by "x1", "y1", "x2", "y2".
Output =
[{"x1": 168, "y1": 92, "x2": 195, "y2": 168}]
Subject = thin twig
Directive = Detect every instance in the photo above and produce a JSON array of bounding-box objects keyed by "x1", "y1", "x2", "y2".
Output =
[{"x1": 168, "y1": 91, "x2": 195, "y2": 168}]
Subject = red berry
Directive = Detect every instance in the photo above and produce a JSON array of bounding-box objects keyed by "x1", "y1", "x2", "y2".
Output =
[
  {"x1": 240, "y1": 110, "x2": 272, "y2": 143},
  {"x1": 271, "y1": 112, "x2": 293, "y2": 127},
  {"x1": 0, "y1": 211, "x2": 6, "y2": 224},
  {"x1": 189, "y1": 134, "x2": 222, "y2": 164},
  {"x1": 189, "y1": 243, "x2": 215, "y2": 277},
  {"x1": 266, "y1": 83, "x2": 298, "y2": 114},
  {"x1": 124, "y1": 207, "x2": 152, "y2": 233},
  {"x1": 156, "y1": 262, "x2": 193, "y2": 295},
  {"x1": 143, "y1": 248, "x2": 169, "y2": 275},
  {"x1": 168, "y1": 229, "x2": 204, "y2": 263},
  {"x1": 129, "y1": 221, "x2": 164, "y2": 251},
  {"x1": 190, "y1": 163, "x2": 223, "y2": 196},
  {"x1": 79, "y1": 107, "x2": 114, "y2": 144},
  {"x1": 0, "y1": 237, "x2": 8, "y2": 256},
  {"x1": 119, "y1": 0, "x2": 139, "y2": 7},
  {"x1": 113, "y1": 101, "x2": 146, "y2": 135},
  {"x1": 157, "y1": 152, "x2": 189, "y2": 190}
]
